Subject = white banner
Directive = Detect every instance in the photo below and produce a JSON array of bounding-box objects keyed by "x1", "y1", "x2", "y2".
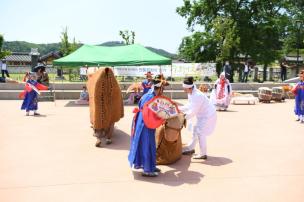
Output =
[{"x1": 112, "y1": 63, "x2": 216, "y2": 77}]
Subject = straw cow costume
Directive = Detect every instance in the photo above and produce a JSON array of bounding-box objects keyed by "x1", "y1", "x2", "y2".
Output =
[
  {"x1": 156, "y1": 113, "x2": 186, "y2": 165},
  {"x1": 87, "y1": 67, "x2": 124, "y2": 146}
]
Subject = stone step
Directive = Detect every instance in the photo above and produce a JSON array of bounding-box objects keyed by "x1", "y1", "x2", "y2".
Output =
[
  {"x1": 0, "y1": 82, "x2": 285, "y2": 91},
  {"x1": 0, "y1": 89, "x2": 260, "y2": 100}
]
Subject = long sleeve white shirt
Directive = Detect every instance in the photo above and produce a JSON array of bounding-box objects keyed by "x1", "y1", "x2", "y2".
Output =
[{"x1": 180, "y1": 88, "x2": 216, "y2": 120}]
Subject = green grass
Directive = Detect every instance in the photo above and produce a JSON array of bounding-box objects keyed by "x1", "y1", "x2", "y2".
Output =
[{"x1": 8, "y1": 72, "x2": 280, "y2": 83}]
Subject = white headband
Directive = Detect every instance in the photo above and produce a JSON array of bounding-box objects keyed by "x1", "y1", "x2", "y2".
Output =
[{"x1": 182, "y1": 83, "x2": 194, "y2": 88}]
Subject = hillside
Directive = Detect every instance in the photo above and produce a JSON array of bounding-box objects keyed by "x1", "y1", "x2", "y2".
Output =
[{"x1": 3, "y1": 41, "x2": 176, "y2": 59}]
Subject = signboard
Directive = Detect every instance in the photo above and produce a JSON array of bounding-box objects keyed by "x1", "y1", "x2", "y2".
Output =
[{"x1": 112, "y1": 63, "x2": 216, "y2": 78}]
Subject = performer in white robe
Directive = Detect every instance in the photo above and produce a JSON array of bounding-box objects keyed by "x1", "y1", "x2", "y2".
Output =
[
  {"x1": 180, "y1": 77, "x2": 217, "y2": 159},
  {"x1": 211, "y1": 72, "x2": 232, "y2": 111}
]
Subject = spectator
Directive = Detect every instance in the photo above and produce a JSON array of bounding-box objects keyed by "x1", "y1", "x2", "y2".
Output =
[
  {"x1": 223, "y1": 61, "x2": 232, "y2": 82},
  {"x1": 75, "y1": 86, "x2": 89, "y2": 105},
  {"x1": 80, "y1": 66, "x2": 88, "y2": 81},
  {"x1": 1, "y1": 59, "x2": 10, "y2": 78},
  {"x1": 242, "y1": 62, "x2": 250, "y2": 83},
  {"x1": 280, "y1": 60, "x2": 288, "y2": 82}
]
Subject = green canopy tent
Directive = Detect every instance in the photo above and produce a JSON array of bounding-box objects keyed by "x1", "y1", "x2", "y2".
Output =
[
  {"x1": 53, "y1": 44, "x2": 172, "y2": 66},
  {"x1": 52, "y1": 44, "x2": 173, "y2": 99}
]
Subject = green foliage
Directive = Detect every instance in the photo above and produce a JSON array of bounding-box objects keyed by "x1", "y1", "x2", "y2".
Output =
[
  {"x1": 0, "y1": 34, "x2": 3, "y2": 50},
  {"x1": 119, "y1": 30, "x2": 135, "y2": 45},
  {"x1": 176, "y1": 0, "x2": 303, "y2": 81},
  {"x1": 60, "y1": 27, "x2": 80, "y2": 56},
  {"x1": 3, "y1": 41, "x2": 61, "y2": 55},
  {"x1": 0, "y1": 34, "x2": 11, "y2": 59}
]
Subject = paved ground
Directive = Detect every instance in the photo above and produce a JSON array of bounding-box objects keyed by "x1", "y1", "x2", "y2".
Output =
[{"x1": 0, "y1": 99, "x2": 303, "y2": 202}]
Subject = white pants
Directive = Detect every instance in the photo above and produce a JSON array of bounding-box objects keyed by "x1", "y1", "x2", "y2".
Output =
[{"x1": 184, "y1": 113, "x2": 217, "y2": 156}]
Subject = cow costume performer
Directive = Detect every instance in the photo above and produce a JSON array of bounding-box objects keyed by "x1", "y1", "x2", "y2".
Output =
[
  {"x1": 87, "y1": 67, "x2": 124, "y2": 146},
  {"x1": 155, "y1": 113, "x2": 185, "y2": 165},
  {"x1": 180, "y1": 76, "x2": 217, "y2": 159}
]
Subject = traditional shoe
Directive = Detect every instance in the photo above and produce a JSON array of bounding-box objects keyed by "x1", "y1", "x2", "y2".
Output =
[
  {"x1": 182, "y1": 149, "x2": 195, "y2": 155},
  {"x1": 142, "y1": 172, "x2": 158, "y2": 177},
  {"x1": 26, "y1": 112, "x2": 29, "y2": 116},
  {"x1": 296, "y1": 118, "x2": 300, "y2": 121},
  {"x1": 134, "y1": 165, "x2": 143, "y2": 169},
  {"x1": 95, "y1": 139, "x2": 102, "y2": 147},
  {"x1": 192, "y1": 154, "x2": 207, "y2": 160},
  {"x1": 154, "y1": 167, "x2": 161, "y2": 172},
  {"x1": 105, "y1": 138, "x2": 112, "y2": 145},
  {"x1": 33, "y1": 112, "x2": 40, "y2": 116}
]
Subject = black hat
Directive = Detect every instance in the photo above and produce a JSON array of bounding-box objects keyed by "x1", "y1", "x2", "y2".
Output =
[
  {"x1": 183, "y1": 76, "x2": 194, "y2": 85},
  {"x1": 153, "y1": 74, "x2": 169, "y2": 87}
]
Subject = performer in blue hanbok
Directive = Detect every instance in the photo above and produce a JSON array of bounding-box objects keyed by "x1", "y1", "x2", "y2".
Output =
[
  {"x1": 141, "y1": 71, "x2": 153, "y2": 95},
  {"x1": 128, "y1": 75, "x2": 168, "y2": 177},
  {"x1": 292, "y1": 70, "x2": 304, "y2": 123},
  {"x1": 20, "y1": 72, "x2": 48, "y2": 116}
]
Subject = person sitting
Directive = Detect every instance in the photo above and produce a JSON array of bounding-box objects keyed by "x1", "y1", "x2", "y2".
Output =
[
  {"x1": 75, "y1": 86, "x2": 89, "y2": 105},
  {"x1": 0, "y1": 77, "x2": 19, "y2": 83}
]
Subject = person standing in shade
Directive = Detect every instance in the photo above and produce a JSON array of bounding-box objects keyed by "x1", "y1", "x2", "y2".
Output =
[
  {"x1": 280, "y1": 60, "x2": 288, "y2": 82},
  {"x1": 223, "y1": 61, "x2": 232, "y2": 82},
  {"x1": 242, "y1": 62, "x2": 250, "y2": 83},
  {"x1": 180, "y1": 76, "x2": 217, "y2": 159},
  {"x1": 80, "y1": 65, "x2": 88, "y2": 81},
  {"x1": 1, "y1": 59, "x2": 10, "y2": 78}
]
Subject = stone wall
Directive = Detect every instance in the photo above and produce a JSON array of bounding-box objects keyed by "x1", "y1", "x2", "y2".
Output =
[{"x1": 7, "y1": 66, "x2": 57, "y2": 74}]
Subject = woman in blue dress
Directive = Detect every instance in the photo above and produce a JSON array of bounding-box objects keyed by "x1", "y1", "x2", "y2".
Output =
[
  {"x1": 128, "y1": 75, "x2": 167, "y2": 177},
  {"x1": 20, "y1": 72, "x2": 48, "y2": 116},
  {"x1": 292, "y1": 70, "x2": 304, "y2": 123}
]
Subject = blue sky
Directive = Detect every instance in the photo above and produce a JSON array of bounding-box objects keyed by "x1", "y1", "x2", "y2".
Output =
[{"x1": 0, "y1": 0, "x2": 191, "y2": 53}]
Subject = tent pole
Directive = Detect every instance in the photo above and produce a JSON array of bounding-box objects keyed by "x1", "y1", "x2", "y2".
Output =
[
  {"x1": 62, "y1": 67, "x2": 64, "y2": 101},
  {"x1": 170, "y1": 64, "x2": 173, "y2": 99},
  {"x1": 53, "y1": 66, "x2": 57, "y2": 106}
]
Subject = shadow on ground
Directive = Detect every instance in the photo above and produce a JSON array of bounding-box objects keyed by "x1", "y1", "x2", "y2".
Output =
[
  {"x1": 193, "y1": 156, "x2": 233, "y2": 166},
  {"x1": 64, "y1": 101, "x2": 89, "y2": 107},
  {"x1": 132, "y1": 156, "x2": 204, "y2": 186},
  {"x1": 95, "y1": 128, "x2": 130, "y2": 151},
  {"x1": 217, "y1": 110, "x2": 238, "y2": 112}
]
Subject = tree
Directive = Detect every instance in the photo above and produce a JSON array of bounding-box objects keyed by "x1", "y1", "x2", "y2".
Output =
[
  {"x1": 60, "y1": 27, "x2": 79, "y2": 56},
  {"x1": 58, "y1": 27, "x2": 80, "y2": 79},
  {"x1": 0, "y1": 34, "x2": 11, "y2": 59},
  {"x1": 176, "y1": 0, "x2": 296, "y2": 81},
  {"x1": 119, "y1": 30, "x2": 135, "y2": 45}
]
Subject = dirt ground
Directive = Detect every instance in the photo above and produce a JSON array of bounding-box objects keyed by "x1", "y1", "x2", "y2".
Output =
[{"x1": 0, "y1": 99, "x2": 303, "y2": 202}]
